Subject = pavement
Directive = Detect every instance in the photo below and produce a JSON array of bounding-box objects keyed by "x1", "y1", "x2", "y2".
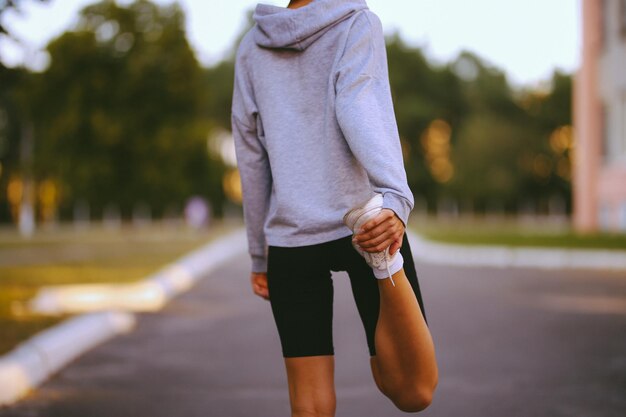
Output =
[
  {"x1": 410, "y1": 233, "x2": 626, "y2": 271},
  {"x1": 1, "y1": 251, "x2": 625, "y2": 416}
]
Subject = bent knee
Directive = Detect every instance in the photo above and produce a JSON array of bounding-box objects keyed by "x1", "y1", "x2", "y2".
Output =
[
  {"x1": 393, "y1": 389, "x2": 433, "y2": 413},
  {"x1": 387, "y1": 385, "x2": 434, "y2": 413}
]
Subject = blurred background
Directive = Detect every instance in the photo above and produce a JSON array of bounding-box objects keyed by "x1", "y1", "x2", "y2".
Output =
[
  {"x1": 0, "y1": 0, "x2": 583, "y2": 232},
  {"x1": 1, "y1": 0, "x2": 626, "y2": 346},
  {"x1": 0, "y1": 1, "x2": 625, "y2": 416}
]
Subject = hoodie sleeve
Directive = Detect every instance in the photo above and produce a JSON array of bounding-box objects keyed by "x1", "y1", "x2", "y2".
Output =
[
  {"x1": 334, "y1": 11, "x2": 414, "y2": 226},
  {"x1": 231, "y1": 50, "x2": 272, "y2": 273}
]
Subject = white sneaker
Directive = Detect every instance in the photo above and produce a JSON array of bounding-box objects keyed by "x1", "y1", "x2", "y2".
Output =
[{"x1": 343, "y1": 193, "x2": 398, "y2": 286}]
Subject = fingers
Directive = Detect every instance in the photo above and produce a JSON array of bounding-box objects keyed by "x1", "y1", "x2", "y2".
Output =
[
  {"x1": 389, "y1": 235, "x2": 403, "y2": 255},
  {"x1": 251, "y1": 273, "x2": 269, "y2": 300},
  {"x1": 358, "y1": 233, "x2": 403, "y2": 254},
  {"x1": 354, "y1": 210, "x2": 404, "y2": 253},
  {"x1": 355, "y1": 221, "x2": 394, "y2": 245},
  {"x1": 253, "y1": 284, "x2": 269, "y2": 300},
  {"x1": 356, "y1": 238, "x2": 397, "y2": 253},
  {"x1": 358, "y1": 209, "x2": 394, "y2": 234}
]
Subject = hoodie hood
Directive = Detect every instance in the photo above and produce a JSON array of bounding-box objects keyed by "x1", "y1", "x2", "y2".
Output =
[{"x1": 253, "y1": 0, "x2": 368, "y2": 51}]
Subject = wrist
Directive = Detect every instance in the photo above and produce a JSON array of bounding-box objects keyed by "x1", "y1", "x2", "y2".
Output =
[
  {"x1": 251, "y1": 254, "x2": 267, "y2": 273},
  {"x1": 383, "y1": 208, "x2": 405, "y2": 228}
]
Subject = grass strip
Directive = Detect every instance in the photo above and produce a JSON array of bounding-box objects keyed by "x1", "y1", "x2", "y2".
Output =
[{"x1": 0, "y1": 220, "x2": 239, "y2": 355}]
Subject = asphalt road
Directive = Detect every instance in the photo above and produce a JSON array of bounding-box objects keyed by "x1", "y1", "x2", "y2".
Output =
[{"x1": 2, "y1": 251, "x2": 625, "y2": 417}]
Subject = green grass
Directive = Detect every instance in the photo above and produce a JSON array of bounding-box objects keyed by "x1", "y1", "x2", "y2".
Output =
[
  {"x1": 410, "y1": 217, "x2": 626, "y2": 250},
  {"x1": 0, "y1": 219, "x2": 241, "y2": 355}
]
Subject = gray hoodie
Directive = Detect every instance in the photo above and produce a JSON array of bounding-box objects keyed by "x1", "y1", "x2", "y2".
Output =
[{"x1": 231, "y1": 0, "x2": 414, "y2": 272}]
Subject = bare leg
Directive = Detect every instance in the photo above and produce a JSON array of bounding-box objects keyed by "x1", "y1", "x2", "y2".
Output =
[
  {"x1": 285, "y1": 355, "x2": 336, "y2": 417},
  {"x1": 370, "y1": 268, "x2": 438, "y2": 412}
]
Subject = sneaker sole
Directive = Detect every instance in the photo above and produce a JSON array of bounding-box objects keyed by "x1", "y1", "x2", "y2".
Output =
[{"x1": 343, "y1": 194, "x2": 384, "y2": 231}]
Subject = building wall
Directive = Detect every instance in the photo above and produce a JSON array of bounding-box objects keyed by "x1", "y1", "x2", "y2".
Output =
[{"x1": 574, "y1": 0, "x2": 626, "y2": 232}]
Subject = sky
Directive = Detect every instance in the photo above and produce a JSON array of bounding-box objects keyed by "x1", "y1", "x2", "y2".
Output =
[{"x1": 0, "y1": 0, "x2": 581, "y2": 87}]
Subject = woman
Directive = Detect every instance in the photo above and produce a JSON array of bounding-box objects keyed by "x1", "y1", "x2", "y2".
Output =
[{"x1": 231, "y1": 0, "x2": 438, "y2": 415}]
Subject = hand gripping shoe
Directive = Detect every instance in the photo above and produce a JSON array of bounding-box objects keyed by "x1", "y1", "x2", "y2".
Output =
[{"x1": 343, "y1": 193, "x2": 403, "y2": 286}]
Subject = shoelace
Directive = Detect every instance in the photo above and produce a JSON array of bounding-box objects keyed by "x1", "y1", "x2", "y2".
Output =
[
  {"x1": 370, "y1": 249, "x2": 396, "y2": 287},
  {"x1": 352, "y1": 209, "x2": 396, "y2": 287},
  {"x1": 384, "y1": 247, "x2": 396, "y2": 287}
]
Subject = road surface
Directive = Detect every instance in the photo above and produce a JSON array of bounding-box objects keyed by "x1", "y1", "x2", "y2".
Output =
[{"x1": 2, "y1": 250, "x2": 625, "y2": 416}]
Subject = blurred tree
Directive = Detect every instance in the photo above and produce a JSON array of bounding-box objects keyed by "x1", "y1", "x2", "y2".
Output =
[
  {"x1": 0, "y1": 0, "x2": 50, "y2": 222},
  {"x1": 205, "y1": 60, "x2": 234, "y2": 132},
  {"x1": 0, "y1": 65, "x2": 29, "y2": 222},
  {"x1": 0, "y1": 0, "x2": 50, "y2": 47},
  {"x1": 29, "y1": 0, "x2": 226, "y2": 219},
  {"x1": 517, "y1": 71, "x2": 574, "y2": 210},
  {"x1": 521, "y1": 71, "x2": 572, "y2": 129},
  {"x1": 0, "y1": 2, "x2": 574, "y2": 223},
  {"x1": 447, "y1": 67, "x2": 573, "y2": 213},
  {"x1": 452, "y1": 51, "x2": 521, "y2": 119},
  {"x1": 448, "y1": 113, "x2": 540, "y2": 206},
  {"x1": 204, "y1": 8, "x2": 253, "y2": 132},
  {"x1": 385, "y1": 35, "x2": 466, "y2": 207},
  {"x1": 445, "y1": 51, "x2": 526, "y2": 210}
]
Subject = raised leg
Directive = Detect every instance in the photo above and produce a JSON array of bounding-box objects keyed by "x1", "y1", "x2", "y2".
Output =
[
  {"x1": 284, "y1": 355, "x2": 336, "y2": 417},
  {"x1": 371, "y1": 268, "x2": 438, "y2": 412}
]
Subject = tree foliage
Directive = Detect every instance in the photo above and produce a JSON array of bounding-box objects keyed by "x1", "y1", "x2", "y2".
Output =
[
  {"x1": 385, "y1": 43, "x2": 573, "y2": 213},
  {"x1": 0, "y1": 1, "x2": 574, "y2": 223},
  {"x1": 27, "y1": 0, "x2": 225, "y2": 219}
]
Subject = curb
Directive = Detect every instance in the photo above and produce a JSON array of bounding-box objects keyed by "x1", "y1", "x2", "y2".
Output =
[
  {"x1": 0, "y1": 228, "x2": 248, "y2": 407},
  {"x1": 0, "y1": 311, "x2": 135, "y2": 406},
  {"x1": 407, "y1": 231, "x2": 626, "y2": 270},
  {"x1": 29, "y1": 229, "x2": 247, "y2": 314}
]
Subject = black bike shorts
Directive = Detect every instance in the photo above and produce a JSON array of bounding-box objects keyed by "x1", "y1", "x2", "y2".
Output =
[{"x1": 267, "y1": 232, "x2": 426, "y2": 358}]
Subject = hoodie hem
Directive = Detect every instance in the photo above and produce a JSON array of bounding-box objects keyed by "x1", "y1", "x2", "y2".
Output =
[{"x1": 266, "y1": 227, "x2": 354, "y2": 248}]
